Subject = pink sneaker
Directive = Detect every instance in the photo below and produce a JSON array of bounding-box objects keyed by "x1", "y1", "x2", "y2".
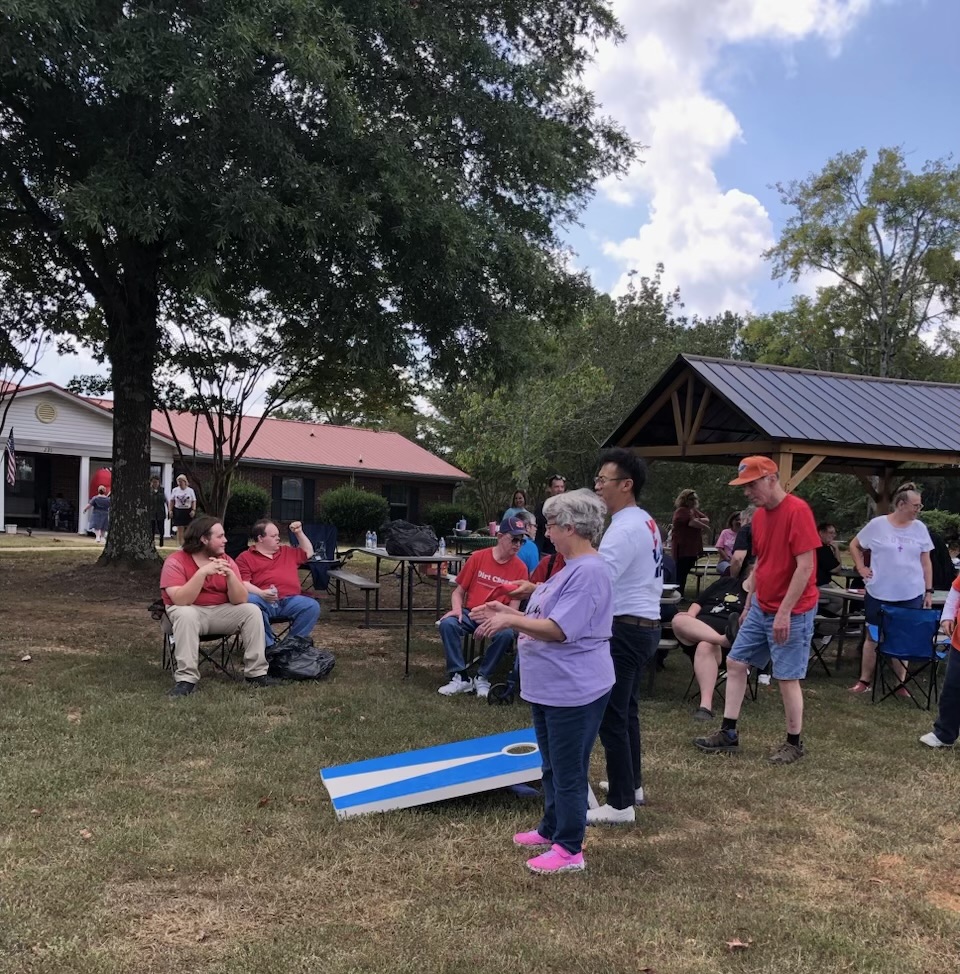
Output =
[
  {"x1": 895, "y1": 686, "x2": 911, "y2": 699},
  {"x1": 513, "y1": 829, "x2": 551, "y2": 847},
  {"x1": 848, "y1": 680, "x2": 871, "y2": 694},
  {"x1": 526, "y1": 844, "x2": 585, "y2": 874}
]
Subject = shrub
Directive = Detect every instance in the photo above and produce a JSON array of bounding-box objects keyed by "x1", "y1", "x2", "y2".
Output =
[
  {"x1": 920, "y1": 509, "x2": 960, "y2": 541},
  {"x1": 422, "y1": 501, "x2": 484, "y2": 538},
  {"x1": 223, "y1": 479, "x2": 270, "y2": 531},
  {"x1": 319, "y1": 485, "x2": 389, "y2": 542}
]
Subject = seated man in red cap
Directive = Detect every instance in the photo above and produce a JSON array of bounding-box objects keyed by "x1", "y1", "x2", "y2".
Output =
[{"x1": 437, "y1": 516, "x2": 529, "y2": 698}]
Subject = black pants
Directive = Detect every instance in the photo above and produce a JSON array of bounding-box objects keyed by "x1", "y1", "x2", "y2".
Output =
[
  {"x1": 150, "y1": 516, "x2": 165, "y2": 544},
  {"x1": 598, "y1": 620, "x2": 660, "y2": 809},
  {"x1": 676, "y1": 556, "x2": 698, "y2": 597}
]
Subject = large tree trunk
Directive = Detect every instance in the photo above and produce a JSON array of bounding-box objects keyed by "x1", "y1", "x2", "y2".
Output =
[{"x1": 99, "y1": 274, "x2": 162, "y2": 568}]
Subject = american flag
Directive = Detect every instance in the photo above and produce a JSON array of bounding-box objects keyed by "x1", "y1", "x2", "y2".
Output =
[{"x1": 5, "y1": 429, "x2": 14, "y2": 487}]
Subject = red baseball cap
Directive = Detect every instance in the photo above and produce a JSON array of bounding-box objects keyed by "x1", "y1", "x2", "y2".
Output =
[{"x1": 729, "y1": 456, "x2": 778, "y2": 486}]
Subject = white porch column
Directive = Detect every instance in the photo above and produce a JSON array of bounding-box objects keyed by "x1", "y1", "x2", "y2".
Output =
[
  {"x1": 162, "y1": 460, "x2": 174, "y2": 539},
  {"x1": 78, "y1": 455, "x2": 90, "y2": 534},
  {"x1": 0, "y1": 464, "x2": 6, "y2": 532}
]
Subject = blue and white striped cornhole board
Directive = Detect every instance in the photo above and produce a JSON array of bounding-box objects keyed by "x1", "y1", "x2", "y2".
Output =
[{"x1": 320, "y1": 728, "x2": 543, "y2": 819}]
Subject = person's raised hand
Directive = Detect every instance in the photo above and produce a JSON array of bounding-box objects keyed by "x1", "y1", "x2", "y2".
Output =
[{"x1": 289, "y1": 521, "x2": 303, "y2": 533}]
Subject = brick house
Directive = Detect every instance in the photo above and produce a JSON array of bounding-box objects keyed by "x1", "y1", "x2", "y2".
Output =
[{"x1": 0, "y1": 383, "x2": 467, "y2": 533}]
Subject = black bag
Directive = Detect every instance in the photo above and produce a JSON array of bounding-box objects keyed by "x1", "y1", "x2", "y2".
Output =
[
  {"x1": 381, "y1": 519, "x2": 438, "y2": 557},
  {"x1": 266, "y1": 635, "x2": 336, "y2": 681}
]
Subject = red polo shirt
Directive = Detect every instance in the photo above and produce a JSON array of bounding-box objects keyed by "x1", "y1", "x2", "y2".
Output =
[{"x1": 236, "y1": 545, "x2": 308, "y2": 598}]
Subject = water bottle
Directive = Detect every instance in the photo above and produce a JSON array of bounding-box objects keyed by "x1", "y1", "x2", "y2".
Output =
[
  {"x1": 365, "y1": 530, "x2": 372, "y2": 549},
  {"x1": 371, "y1": 530, "x2": 378, "y2": 549},
  {"x1": 438, "y1": 537, "x2": 446, "y2": 556}
]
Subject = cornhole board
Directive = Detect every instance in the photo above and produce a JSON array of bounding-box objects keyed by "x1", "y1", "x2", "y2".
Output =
[{"x1": 320, "y1": 728, "x2": 543, "y2": 819}]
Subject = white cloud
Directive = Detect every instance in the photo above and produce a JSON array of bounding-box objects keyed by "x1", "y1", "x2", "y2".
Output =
[{"x1": 587, "y1": 0, "x2": 876, "y2": 316}]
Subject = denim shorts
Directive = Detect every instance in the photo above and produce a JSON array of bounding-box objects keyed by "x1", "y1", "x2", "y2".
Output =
[{"x1": 728, "y1": 602, "x2": 816, "y2": 680}]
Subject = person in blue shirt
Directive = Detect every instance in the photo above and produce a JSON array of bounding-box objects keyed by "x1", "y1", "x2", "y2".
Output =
[{"x1": 516, "y1": 511, "x2": 542, "y2": 574}]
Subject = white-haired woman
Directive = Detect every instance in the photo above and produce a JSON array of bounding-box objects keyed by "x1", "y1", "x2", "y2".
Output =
[
  {"x1": 169, "y1": 474, "x2": 197, "y2": 546},
  {"x1": 473, "y1": 488, "x2": 614, "y2": 875}
]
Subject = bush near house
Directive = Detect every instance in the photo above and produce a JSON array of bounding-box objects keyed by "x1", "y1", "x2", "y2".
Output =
[
  {"x1": 319, "y1": 485, "x2": 389, "y2": 542},
  {"x1": 223, "y1": 479, "x2": 270, "y2": 532},
  {"x1": 422, "y1": 501, "x2": 484, "y2": 538}
]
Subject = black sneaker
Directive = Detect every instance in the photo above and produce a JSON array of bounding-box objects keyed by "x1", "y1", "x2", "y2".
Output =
[
  {"x1": 694, "y1": 727, "x2": 739, "y2": 753},
  {"x1": 246, "y1": 674, "x2": 282, "y2": 688},
  {"x1": 692, "y1": 706, "x2": 714, "y2": 722},
  {"x1": 167, "y1": 681, "x2": 196, "y2": 698}
]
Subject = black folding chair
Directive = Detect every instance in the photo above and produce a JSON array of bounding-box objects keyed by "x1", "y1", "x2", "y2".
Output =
[
  {"x1": 149, "y1": 600, "x2": 244, "y2": 681},
  {"x1": 289, "y1": 523, "x2": 345, "y2": 594}
]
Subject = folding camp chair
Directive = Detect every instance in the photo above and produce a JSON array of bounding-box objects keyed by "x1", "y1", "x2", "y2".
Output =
[
  {"x1": 809, "y1": 614, "x2": 842, "y2": 678},
  {"x1": 679, "y1": 639, "x2": 764, "y2": 704},
  {"x1": 149, "y1": 601, "x2": 244, "y2": 681},
  {"x1": 289, "y1": 523, "x2": 346, "y2": 594},
  {"x1": 872, "y1": 605, "x2": 948, "y2": 710}
]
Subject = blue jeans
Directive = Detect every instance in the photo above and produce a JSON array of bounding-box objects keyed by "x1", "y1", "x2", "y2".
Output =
[
  {"x1": 247, "y1": 594, "x2": 320, "y2": 647},
  {"x1": 598, "y1": 621, "x2": 660, "y2": 810},
  {"x1": 438, "y1": 608, "x2": 514, "y2": 679},
  {"x1": 934, "y1": 648, "x2": 960, "y2": 745},
  {"x1": 531, "y1": 691, "x2": 611, "y2": 855}
]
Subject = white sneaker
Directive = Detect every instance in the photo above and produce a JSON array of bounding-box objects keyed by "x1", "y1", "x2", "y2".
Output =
[
  {"x1": 920, "y1": 731, "x2": 952, "y2": 748},
  {"x1": 598, "y1": 781, "x2": 645, "y2": 806},
  {"x1": 586, "y1": 803, "x2": 636, "y2": 825},
  {"x1": 438, "y1": 674, "x2": 474, "y2": 696},
  {"x1": 474, "y1": 675, "x2": 491, "y2": 699}
]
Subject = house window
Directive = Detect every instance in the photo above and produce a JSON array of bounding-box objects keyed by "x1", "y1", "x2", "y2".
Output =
[
  {"x1": 9, "y1": 454, "x2": 35, "y2": 497},
  {"x1": 382, "y1": 484, "x2": 417, "y2": 522},
  {"x1": 279, "y1": 477, "x2": 303, "y2": 521}
]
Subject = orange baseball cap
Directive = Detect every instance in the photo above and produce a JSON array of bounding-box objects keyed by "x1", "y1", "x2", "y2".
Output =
[{"x1": 729, "y1": 456, "x2": 778, "y2": 486}]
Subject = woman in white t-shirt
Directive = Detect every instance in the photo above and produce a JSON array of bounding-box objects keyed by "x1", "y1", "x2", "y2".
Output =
[
  {"x1": 847, "y1": 482, "x2": 934, "y2": 694},
  {"x1": 168, "y1": 474, "x2": 197, "y2": 545}
]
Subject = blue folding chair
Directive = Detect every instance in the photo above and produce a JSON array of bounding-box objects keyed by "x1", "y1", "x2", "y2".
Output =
[
  {"x1": 289, "y1": 523, "x2": 342, "y2": 593},
  {"x1": 872, "y1": 605, "x2": 948, "y2": 710}
]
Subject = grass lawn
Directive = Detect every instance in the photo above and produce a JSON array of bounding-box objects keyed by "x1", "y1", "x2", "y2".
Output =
[{"x1": 1, "y1": 550, "x2": 958, "y2": 973}]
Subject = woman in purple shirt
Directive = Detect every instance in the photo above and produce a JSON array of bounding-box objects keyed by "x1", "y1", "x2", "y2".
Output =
[{"x1": 474, "y1": 489, "x2": 614, "y2": 875}]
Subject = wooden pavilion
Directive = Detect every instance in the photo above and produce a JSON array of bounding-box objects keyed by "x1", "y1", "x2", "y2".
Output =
[{"x1": 604, "y1": 355, "x2": 960, "y2": 509}]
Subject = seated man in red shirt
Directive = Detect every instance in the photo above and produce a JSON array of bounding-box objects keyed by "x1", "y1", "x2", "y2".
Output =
[
  {"x1": 236, "y1": 519, "x2": 321, "y2": 647},
  {"x1": 437, "y1": 516, "x2": 529, "y2": 698},
  {"x1": 160, "y1": 515, "x2": 277, "y2": 697}
]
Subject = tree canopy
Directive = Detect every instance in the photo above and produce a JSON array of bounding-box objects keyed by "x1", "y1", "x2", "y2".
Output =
[
  {"x1": 764, "y1": 146, "x2": 960, "y2": 379},
  {"x1": 0, "y1": 0, "x2": 633, "y2": 564}
]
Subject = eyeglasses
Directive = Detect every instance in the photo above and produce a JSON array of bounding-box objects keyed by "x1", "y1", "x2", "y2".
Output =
[
  {"x1": 594, "y1": 475, "x2": 626, "y2": 485},
  {"x1": 508, "y1": 536, "x2": 524, "y2": 544}
]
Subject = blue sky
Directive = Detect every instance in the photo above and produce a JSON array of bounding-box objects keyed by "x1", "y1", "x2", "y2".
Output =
[
  {"x1": 564, "y1": 0, "x2": 960, "y2": 318},
  {"x1": 37, "y1": 0, "x2": 959, "y2": 391}
]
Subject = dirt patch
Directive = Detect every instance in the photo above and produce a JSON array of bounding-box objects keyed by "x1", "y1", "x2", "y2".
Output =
[{"x1": 927, "y1": 890, "x2": 960, "y2": 913}]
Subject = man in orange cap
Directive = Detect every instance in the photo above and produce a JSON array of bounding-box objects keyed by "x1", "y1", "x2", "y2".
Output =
[{"x1": 694, "y1": 456, "x2": 820, "y2": 764}]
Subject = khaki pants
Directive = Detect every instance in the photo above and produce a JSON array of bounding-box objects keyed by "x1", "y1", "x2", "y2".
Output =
[{"x1": 166, "y1": 603, "x2": 268, "y2": 684}]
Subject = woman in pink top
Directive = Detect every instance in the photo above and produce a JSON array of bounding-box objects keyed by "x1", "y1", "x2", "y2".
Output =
[{"x1": 715, "y1": 511, "x2": 742, "y2": 574}]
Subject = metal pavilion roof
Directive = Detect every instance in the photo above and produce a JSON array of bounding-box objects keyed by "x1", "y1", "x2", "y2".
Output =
[{"x1": 606, "y1": 355, "x2": 960, "y2": 480}]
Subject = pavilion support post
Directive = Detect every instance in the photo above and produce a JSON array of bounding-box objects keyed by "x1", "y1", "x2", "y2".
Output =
[
  {"x1": 773, "y1": 451, "x2": 793, "y2": 487},
  {"x1": 670, "y1": 391, "x2": 684, "y2": 451},
  {"x1": 785, "y1": 455, "x2": 826, "y2": 493}
]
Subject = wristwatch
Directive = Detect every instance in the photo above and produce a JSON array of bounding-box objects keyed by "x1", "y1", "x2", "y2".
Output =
[{"x1": 925, "y1": 588, "x2": 935, "y2": 594}]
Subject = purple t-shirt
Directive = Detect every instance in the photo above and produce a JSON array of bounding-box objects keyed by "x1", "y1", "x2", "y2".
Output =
[{"x1": 519, "y1": 553, "x2": 615, "y2": 708}]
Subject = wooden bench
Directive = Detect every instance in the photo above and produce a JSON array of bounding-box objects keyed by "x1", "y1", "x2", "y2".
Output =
[{"x1": 328, "y1": 569, "x2": 381, "y2": 627}]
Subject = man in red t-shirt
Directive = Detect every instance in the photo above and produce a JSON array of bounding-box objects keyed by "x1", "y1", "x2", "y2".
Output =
[
  {"x1": 695, "y1": 456, "x2": 819, "y2": 764},
  {"x1": 437, "y1": 516, "x2": 529, "y2": 698},
  {"x1": 236, "y1": 519, "x2": 320, "y2": 647},
  {"x1": 160, "y1": 515, "x2": 275, "y2": 697}
]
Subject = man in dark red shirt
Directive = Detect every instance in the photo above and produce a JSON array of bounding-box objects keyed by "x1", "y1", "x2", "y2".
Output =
[
  {"x1": 437, "y1": 516, "x2": 529, "y2": 698},
  {"x1": 160, "y1": 515, "x2": 276, "y2": 697},
  {"x1": 236, "y1": 519, "x2": 320, "y2": 647},
  {"x1": 695, "y1": 456, "x2": 820, "y2": 764}
]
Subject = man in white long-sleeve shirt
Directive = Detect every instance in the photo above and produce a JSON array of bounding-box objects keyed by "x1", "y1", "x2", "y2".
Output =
[{"x1": 588, "y1": 447, "x2": 664, "y2": 824}]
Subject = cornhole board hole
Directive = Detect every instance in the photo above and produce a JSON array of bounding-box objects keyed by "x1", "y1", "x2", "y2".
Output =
[{"x1": 321, "y1": 728, "x2": 543, "y2": 820}]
